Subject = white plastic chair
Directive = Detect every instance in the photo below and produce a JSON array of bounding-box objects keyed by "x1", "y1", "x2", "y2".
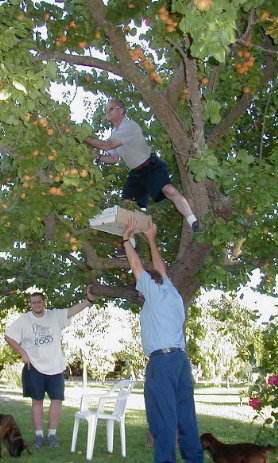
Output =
[{"x1": 71, "y1": 379, "x2": 136, "y2": 460}]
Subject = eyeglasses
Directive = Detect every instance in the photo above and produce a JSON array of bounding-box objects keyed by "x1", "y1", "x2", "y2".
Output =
[{"x1": 105, "y1": 106, "x2": 122, "y2": 112}]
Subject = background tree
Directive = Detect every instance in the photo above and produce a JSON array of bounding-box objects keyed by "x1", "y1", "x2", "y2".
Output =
[
  {"x1": 186, "y1": 294, "x2": 262, "y2": 384},
  {"x1": 248, "y1": 316, "x2": 278, "y2": 445},
  {"x1": 63, "y1": 305, "x2": 112, "y2": 386},
  {"x1": 116, "y1": 312, "x2": 147, "y2": 379},
  {"x1": 0, "y1": 0, "x2": 277, "y2": 312}
]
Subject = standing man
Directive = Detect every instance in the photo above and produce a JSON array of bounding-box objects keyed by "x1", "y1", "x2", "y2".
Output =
[
  {"x1": 85, "y1": 99, "x2": 199, "y2": 232},
  {"x1": 5, "y1": 287, "x2": 95, "y2": 449},
  {"x1": 122, "y1": 218, "x2": 203, "y2": 463}
]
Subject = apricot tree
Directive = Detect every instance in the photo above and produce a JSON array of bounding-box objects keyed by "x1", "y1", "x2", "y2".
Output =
[{"x1": 0, "y1": 0, "x2": 277, "y2": 311}]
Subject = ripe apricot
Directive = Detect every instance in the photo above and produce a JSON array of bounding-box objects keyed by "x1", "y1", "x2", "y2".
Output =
[
  {"x1": 78, "y1": 41, "x2": 87, "y2": 48},
  {"x1": 79, "y1": 169, "x2": 88, "y2": 178},
  {"x1": 47, "y1": 128, "x2": 54, "y2": 136},
  {"x1": 201, "y1": 77, "x2": 209, "y2": 85},
  {"x1": 260, "y1": 11, "x2": 270, "y2": 21},
  {"x1": 69, "y1": 21, "x2": 77, "y2": 29},
  {"x1": 243, "y1": 86, "x2": 251, "y2": 94},
  {"x1": 23, "y1": 175, "x2": 32, "y2": 182},
  {"x1": 58, "y1": 34, "x2": 67, "y2": 43},
  {"x1": 32, "y1": 149, "x2": 41, "y2": 156},
  {"x1": 166, "y1": 25, "x2": 176, "y2": 32},
  {"x1": 194, "y1": 0, "x2": 212, "y2": 12},
  {"x1": 24, "y1": 112, "x2": 32, "y2": 122},
  {"x1": 38, "y1": 117, "x2": 48, "y2": 127}
]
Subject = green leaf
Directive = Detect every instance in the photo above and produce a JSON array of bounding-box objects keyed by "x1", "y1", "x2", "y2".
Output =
[{"x1": 44, "y1": 61, "x2": 58, "y2": 80}]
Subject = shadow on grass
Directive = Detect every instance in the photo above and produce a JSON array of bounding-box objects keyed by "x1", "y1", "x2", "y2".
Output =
[{"x1": 0, "y1": 398, "x2": 277, "y2": 463}]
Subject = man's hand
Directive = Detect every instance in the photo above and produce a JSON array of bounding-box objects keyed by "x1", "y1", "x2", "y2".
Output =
[
  {"x1": 143, "y1": 219, "x2": 157, "y2": 242},
  {"x1": 21, "y1": 352, "x2": 31, "y2": 370},
  {"x1": 123, "y1": 218, "x2": 137, "y2": 241}
]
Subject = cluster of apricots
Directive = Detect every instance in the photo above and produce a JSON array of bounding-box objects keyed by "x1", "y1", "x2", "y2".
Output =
[
  {"x1": 235, "y1": 44, "x2": 255, "y2": 94},
  {"x1": 158, "y1": 7, "x2": 178, "y2": 33},
  {"x1": 21, "y1": 174, "x2": 34, "y2": 190},
  {"x1": 128, "y1": 46, "x2": 162, "y2": 83},
  {"x1": 25, "y1": 113, "x2": 72, "y2": 136},
  {"x1": 53, "y1": 19, "x2": 101, "y2": 48},
  {"x1": 64, "y1": 232, "x2": 79, "y2": 252},
  {"x1": 180, "y1": 87, "x2": 189, "y2": 101},
  {"x1": 27, "y1": 115, "x2": 55, "y2": 136},
  {"x1": 236, "y1": 47, "x2": 255, "y2": 75},
  {"x1": 48, "y1": 186, "x2": 65, "y2": 196}
]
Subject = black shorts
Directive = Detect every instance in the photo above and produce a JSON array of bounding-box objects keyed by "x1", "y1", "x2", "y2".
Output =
[
  {"x1": 22, "y1": 364, "x2": 65, "y2": 401},
  {"x1": 122, "y1": 155, "x2": 171, "y2": 208}
]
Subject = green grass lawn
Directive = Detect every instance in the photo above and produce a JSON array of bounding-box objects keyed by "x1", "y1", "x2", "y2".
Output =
[{"x1": 0, "y1": 383, "x2": 277, "y2": 462}]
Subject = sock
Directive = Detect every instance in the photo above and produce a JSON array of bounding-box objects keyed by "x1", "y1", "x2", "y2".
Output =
[
  {"x1": 48, "y1": 429, "x2": 56, "y2": 437},
  {"x1": 35, "y1": 430, "x2": 43, "y2": 437},
  {"x1": 186, "y1": 214, "x2": 197, "y2": 228}
]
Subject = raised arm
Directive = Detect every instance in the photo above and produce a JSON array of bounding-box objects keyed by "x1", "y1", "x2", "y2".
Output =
[
  {"x1": 67, "y1": 286, "x2": 95, "y2": 318},
  {"x1": 122, "y1": 218, "x2": 144, "y2": 281},
  {"x1": 143, "y1": 220, "x2": 167, "y2": 277}
]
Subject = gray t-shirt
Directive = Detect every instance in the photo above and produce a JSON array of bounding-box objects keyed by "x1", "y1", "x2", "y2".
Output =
[
  {"x1": 108, "y1": 117, "x2": 151, "y2": 169},
  {"x1": 5, "y1": 309, "x2": 71, "y2": 375}
]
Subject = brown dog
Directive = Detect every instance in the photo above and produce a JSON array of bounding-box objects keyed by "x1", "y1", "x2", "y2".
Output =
[
  {"x1": 200, "y1": 433, "x2": 275, "y2": 463},
  {"x1": 0, "y1": 414, "x2": 31, "y2": 458}
]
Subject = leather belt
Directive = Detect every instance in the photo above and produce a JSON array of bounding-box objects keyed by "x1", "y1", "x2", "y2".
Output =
[
  {"x1": 132, "y1": 157, "x2": 151, "y2": 171},
  {"x1": 149, "y1": 347, "x2": 185, "y2": 359}
]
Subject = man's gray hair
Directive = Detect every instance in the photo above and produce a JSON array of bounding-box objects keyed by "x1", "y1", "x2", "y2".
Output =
[{"x1": 108, "y1": 98, "x2": 126, "y2": 114}]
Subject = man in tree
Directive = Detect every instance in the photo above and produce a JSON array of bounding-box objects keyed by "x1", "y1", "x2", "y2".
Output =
[
  {"x1": 122, "y1": 217, "x2": 203, "y2": 463},
  {"x1": 5, "y1": 287, "x2": 95, "y2": 449},
  {"x1": 85, "y1": 99, "x2": 199, "y2": 233}
]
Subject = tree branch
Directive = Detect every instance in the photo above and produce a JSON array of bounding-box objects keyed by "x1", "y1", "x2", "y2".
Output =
[{"x1": 35, "y1": 51, "x2": 124, "y2": 77}]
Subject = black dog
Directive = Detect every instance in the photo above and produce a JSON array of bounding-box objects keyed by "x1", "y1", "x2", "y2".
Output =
[
  {"x1": 201, "y1": 433, "x2": 275, "y2": 463},
  {"x1": 0, "y1": 414, "x2": 31, "y2": 458}
]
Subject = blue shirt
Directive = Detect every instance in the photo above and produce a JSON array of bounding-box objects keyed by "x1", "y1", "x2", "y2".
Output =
[{"x1": 136, "y1": 271, "x2": 186, "y2": 357}]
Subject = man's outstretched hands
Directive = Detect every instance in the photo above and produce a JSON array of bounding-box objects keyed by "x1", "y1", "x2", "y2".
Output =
[{"x1": 123, "y1": 217, "x2": 157, "y2": 243}]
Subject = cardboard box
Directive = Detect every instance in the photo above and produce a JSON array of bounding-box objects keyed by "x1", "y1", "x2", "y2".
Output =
[{"x1": 89, "y1": 206, "x2": 150, "y2": 236}]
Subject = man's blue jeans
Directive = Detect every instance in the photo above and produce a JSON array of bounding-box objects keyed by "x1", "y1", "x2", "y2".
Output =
[{"x1": 144, "y1": 350, "x2": 204, "y2": 463}]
